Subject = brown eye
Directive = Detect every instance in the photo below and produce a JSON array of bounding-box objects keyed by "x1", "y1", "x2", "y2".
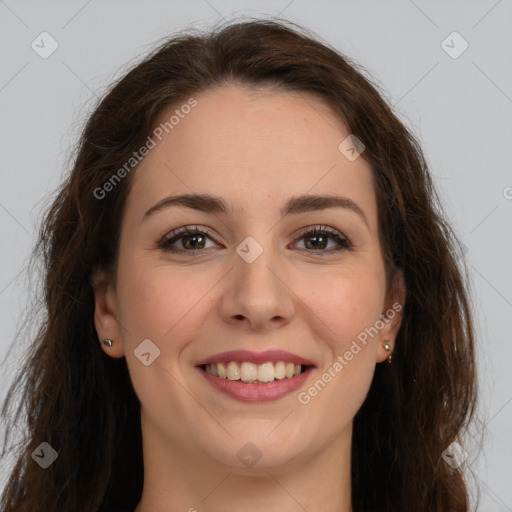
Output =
[
  {"x1": 157, "y1": 225, "x2": 352, "y2": 256},
  {"x1": 293, "y1": 226, "x2": 352, "y2": 254},
  {"x1": 158, "y1": 226, "x2": 217, "y2": 253}
]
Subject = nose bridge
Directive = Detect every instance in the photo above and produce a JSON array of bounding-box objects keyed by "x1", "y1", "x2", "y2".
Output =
[
  {"x1": 224, "y1": 230, "x2": 293, "y2": 327},
  {"x1": 234, "y1": 232, "x2": 282, "y2": 296}
]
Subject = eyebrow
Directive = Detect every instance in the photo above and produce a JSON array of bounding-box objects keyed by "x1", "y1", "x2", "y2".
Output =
[{"x1": 142, "y1": 193, "x2": 370, "y2": 229}]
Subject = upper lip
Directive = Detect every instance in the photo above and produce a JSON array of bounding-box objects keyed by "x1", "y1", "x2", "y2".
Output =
[{"x1": 195, "y1": 349, "x2": 316, "y2": 367}]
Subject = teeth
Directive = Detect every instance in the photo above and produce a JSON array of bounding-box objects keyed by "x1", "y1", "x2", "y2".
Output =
[
  {"x1": 203, "y1": 361, "x2": 308, "y2": 383},
  {"x1": 240, "y1": 362, "x2": 258, "y2": 382},
  {"x1": 217, "y1": 362, "x2": 226, "y2": 379},
  {"x1": 274, "y1": 361, "x2": 286, "y2": 379},
  {"x1": 258, "y1": 362, "x2": 274, "y2": 383},
  {"x1": 226, "y1": 361, "x2": 241, "y2": 380}
]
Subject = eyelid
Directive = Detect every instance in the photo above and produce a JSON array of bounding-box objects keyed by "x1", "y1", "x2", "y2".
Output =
[
  {"x1": 158, "y1": 225, "x2": 217, "y2": 246},
  {"x1": 158, "y1": 224, "x2": 352, "y2": 254},
  {"x1": 293, "y1": 224, "x2": 345, "y2": 240},
  {"x1": 291, "y1": 225, "x2": 352, "y2": 253}
]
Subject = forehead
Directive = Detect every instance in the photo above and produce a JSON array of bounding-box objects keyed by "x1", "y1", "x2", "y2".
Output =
[
  {"x1": 127, "y1": 84, "x2": 376, "y2": 226},
  {"x1": 152, "y1": 84, "x2": 351, "y2": 170}
]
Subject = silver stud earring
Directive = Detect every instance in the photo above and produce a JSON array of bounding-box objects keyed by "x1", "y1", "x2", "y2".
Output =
[{"x1": 101, "y1": 339, "x2": 113, "y2": 347}]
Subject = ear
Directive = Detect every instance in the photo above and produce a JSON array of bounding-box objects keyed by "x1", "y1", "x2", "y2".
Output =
[
  {"x1": 376, "y1": 268, "x2": 406, "y2": 363},
  {"x1": 91, "y1": 269, "x2": 125, "y2": 358}
]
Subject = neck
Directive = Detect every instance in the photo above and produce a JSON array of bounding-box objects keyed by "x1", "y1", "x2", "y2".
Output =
[{"x1": 133, "y1": 411, "x2": 353, "y2": 512}]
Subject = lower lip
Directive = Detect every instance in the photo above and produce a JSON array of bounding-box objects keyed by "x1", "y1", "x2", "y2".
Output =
[{"x1": 197, "y1": 366, "x2": 315, "y2": 402}]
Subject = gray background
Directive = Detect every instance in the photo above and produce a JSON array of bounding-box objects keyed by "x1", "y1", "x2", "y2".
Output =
[{"x1": 0, "y1": 0, "x2": 511, "y2": 510}]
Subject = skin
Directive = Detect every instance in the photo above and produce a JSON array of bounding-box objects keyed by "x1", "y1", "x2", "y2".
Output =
[{"x1": 93, "y1": 83, "x2": 406, "y2": 512}]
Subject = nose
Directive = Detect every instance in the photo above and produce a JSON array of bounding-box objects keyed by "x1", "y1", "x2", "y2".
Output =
[{"x1": 219, "y1": 241, "x2": 295, "y2": 331}]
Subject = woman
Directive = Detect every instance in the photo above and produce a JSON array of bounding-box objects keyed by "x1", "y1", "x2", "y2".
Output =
[{"x1": 0, "y1": 18, "x2": 478, "y2": 512}]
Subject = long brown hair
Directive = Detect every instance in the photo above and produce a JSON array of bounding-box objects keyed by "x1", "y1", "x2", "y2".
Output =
[{"x1": 1, "y1": 18, "x2": 479, "y2": 511}]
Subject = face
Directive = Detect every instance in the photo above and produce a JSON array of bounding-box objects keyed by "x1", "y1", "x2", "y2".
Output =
[{"x1": 94, "y1": 84, "x2": 405, "y2": 472}]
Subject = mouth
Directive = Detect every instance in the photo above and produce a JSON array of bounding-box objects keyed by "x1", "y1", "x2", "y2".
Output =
[
  {"x1": 195, "y1": 350, "x2": 317, "y2": 402},
  {"x1": 199, "y1": 361, "x2": 313, "y2": 384}
]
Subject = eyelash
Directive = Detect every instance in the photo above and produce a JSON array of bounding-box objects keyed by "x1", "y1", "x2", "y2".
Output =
[{"x1": 157, "y1": 225, "x2": 353, "y2": 256}]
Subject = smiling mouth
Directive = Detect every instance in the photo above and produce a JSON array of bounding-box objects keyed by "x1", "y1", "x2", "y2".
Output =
[{"x1": 199, "y1": 361, "x2": 312, "y2": 384}]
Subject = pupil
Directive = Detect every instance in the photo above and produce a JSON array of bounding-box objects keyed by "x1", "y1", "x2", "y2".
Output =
[
  {"x1": 184, "y1": 234, "x2": 204, "y2": 250},
  {"x1": 307, "y1": 235, "x2": 326, "y2": 250}
]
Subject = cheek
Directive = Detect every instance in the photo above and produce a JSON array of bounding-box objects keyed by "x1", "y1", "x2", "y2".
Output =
[
  {"x1": 114, "y1": 260, "x2": 205, "y2": 410},
  {"x1": 299, "y1": 265, "x2": 385, "y2": 346},
  {"x1": 296, "y1": 275, "x2": 379, "y2": 403},
  {"x1": 298, "y1": 354, "x2": 375, "y2": 437},
  {"x1": 116, "y1": 256, "x2": 218, "y2": 354},
  {"x1": 293, "y1": 269, "x2": 383, "y2": 421}
]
